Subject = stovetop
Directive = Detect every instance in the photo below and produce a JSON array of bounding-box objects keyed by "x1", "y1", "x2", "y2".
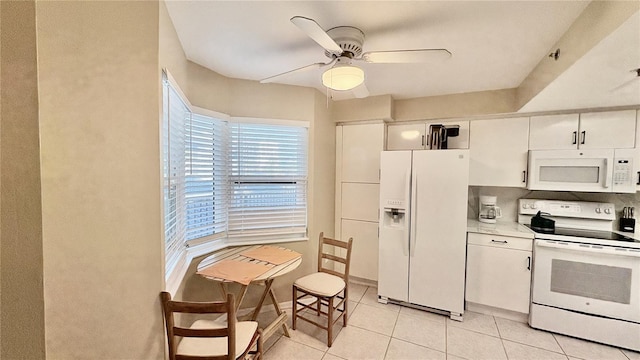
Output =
[
  {"x1": 524, "y1": 224, "x2": 637, "y2": 242},
  {"x1": 518, "y1": 199, "x2": 640, "y2": 249},
  {"x1": 523, "y1": 224, "x2": 640, "y2": 250}
]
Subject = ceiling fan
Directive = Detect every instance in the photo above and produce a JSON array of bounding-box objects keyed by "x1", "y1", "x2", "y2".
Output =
[{"x1": 260, "y1": 16, "x2": 452, "y2": 98}]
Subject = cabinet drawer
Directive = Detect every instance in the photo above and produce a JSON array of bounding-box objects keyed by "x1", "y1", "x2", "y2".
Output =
[{"x1": 467, "y1": 233, "x2": 532, "y2": 251}]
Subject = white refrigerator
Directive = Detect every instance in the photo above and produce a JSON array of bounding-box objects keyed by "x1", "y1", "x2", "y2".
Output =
[{"x1": 378, "y1": 150, "x2": 469, "y2": 320}]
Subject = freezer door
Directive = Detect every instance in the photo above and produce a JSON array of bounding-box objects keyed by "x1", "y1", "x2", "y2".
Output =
[
  {"x1": 378, "y1": 151, "x2": 412, "y2": 302},
  {"x1": 409, "y1": 150, "x2": 469, "y2": 314}
]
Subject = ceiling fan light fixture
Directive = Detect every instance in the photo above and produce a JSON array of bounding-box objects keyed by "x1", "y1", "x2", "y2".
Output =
[{"x1": 322, "y1": 65, "x2": 364, "y2": 91}]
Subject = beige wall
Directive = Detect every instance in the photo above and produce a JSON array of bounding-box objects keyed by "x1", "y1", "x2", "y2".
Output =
[
  {"x1": 0, "y1": 1, "x2": 45, "y2": 358},
  {"x1": 331, "y1": 88, "x2": 518, "y2": 124},
  {"x1": 331, "y1": 95, "x2": 394, "y2": 122},
  {"x1": 394, "y1": 88, "x2": 517, "y2": 121},
  {"x1": 36, "y1": 2, "x2": 163, "y2": 358}
]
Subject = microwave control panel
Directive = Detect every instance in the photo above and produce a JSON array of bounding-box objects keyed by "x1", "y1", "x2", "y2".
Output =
[
  {"x1": 612, "y1": 149, "x2": 636, "y2": 192},
  {"x1": 613, "y1": 159, "x2": 632, "y2": 185}
]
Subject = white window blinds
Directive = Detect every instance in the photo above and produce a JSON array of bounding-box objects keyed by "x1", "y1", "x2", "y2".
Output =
[
  {"x1": 163, "y1": 71, "x2": 310, "y2": 286},
  {"x1": 162, "y1": 76, "x2": 188, "y2": 275},
  {"x1": 228, "y1": 122, "x2": 308, "y2": 241},
  {"x1": 185, "y1": 114, "x2": 228, "y2": 241}
]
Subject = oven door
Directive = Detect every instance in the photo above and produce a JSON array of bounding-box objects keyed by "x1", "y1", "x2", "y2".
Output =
[
  {"x1": 532, "y1": 239, "x2": 640, "y2": 323},
  {"x1": 528, "y1": 149, "x2": 613, "y2": 193}
]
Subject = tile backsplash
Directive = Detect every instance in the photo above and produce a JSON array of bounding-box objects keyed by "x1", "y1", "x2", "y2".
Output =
[{"x1": 468, "y1": 186, "x2": 640, "y2": 228}]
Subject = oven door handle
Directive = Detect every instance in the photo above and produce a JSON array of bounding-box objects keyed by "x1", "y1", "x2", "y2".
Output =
[{"x1": 536, "y1": 240, "x2": 640, "y2": 258}]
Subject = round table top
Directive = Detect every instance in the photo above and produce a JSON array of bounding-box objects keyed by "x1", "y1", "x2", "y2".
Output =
[{"x1": 197, "y1": 245, "x2": 302, "y2": 283}]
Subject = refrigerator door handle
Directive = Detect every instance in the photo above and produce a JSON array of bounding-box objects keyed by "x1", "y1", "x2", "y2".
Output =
[
  {"x1": 403, "y1": 168, "x2": 411, "y2": 256},
  {"x1": 410, "y1": 172, "x2": 418, "y2": 257}
]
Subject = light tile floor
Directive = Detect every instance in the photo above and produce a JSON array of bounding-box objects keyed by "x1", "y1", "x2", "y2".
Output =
[{"x1": 257, "y1": 283, "x2": 640, "y2": 360}]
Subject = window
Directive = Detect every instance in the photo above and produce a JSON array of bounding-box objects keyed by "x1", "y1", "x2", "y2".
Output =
[
  {"x1": 162, "y1": 75, "x2": 188, "y2": 275},
  {"x1": 185, "y1": 113, "x2": 228, "y2": 242},
  {"x1": 228, "y1": 122, "x2": 308, "y2": 242},
  {"x1": 162, "y1": 71, "x2": 309, "y2": 287}
]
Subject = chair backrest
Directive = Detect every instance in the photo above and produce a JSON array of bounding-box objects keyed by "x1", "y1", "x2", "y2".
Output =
[
  {"x1": 160, "y1": 291, "x2": 237, "y2": 360},
  {"x1": 316, "y1": 232, "x2": 354, "y2": 282}
]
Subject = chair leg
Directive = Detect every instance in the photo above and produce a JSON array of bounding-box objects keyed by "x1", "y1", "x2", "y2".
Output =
[
  {"x1": 343, "y1": 288, "x2": 348, "y2": 327},
  {"x1": 292, "y1": 285, "x2": 297, "y2": 330},
  {"x1": 316, "y1": 296, "x2": 321, "y2": 316},
  {"x1": 327, "y1": 296, "x2": 334, "y2": 347}
]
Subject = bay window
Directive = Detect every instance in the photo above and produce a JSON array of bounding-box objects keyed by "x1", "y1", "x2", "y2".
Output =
[{"x1": 162, "y1": 71, "x2": 309, "y2": 289}]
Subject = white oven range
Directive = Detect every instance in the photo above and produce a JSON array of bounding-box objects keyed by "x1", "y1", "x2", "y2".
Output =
[{"x1": 519, "y1": 199, "x2": 640, "y2": 352}]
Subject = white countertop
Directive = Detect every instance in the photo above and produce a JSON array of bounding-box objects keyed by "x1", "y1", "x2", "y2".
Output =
[{"x1": 467, "y1": 219, "x2": 534, "y2": 239}]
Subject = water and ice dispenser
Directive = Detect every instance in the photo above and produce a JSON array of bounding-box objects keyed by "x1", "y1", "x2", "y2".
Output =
[
  {"x1": 382, "y1": 205, "x2": 406, "y2": 228},
  {"x1": 381, "y1": 196, "x2": 407, "y2": 227},
  {"x1": 380, "y1": 200, "x2": 409, "y2": 257}
]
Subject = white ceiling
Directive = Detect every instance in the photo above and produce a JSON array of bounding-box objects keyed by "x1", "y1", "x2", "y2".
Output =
[{"x1": 165, "y1": 1, "x2": 638, "y2": 109}]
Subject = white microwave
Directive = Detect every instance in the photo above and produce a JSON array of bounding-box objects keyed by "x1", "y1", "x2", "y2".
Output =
[{"x1": 528, "y1": 149, "x2": 638, "y2": 193}]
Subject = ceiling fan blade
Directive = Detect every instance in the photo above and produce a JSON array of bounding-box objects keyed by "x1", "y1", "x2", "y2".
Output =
[
  {"x1": 260, "y1": 60, "x2": 335, "y2": 84},
  {"x1": 291, "y1": 16, "x2": 342, "y2": 56},
  {"x1": 361, "y1": 49, "x2": 452, "y2": 63},
  {"x1": 352, "y1": 83, "x2": 370, "y2": 98}
]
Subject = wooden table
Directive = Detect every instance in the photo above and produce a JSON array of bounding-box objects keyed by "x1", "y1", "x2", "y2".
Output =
[{"x1": 197, "y1": 245, "x2": 302, "y2": 340}]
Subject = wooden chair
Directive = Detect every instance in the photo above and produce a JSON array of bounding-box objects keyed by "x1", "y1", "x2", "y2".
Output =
[
  {"x1": 160, "y1": 291, "x2": 263, "y2": 360},
  {"x1": 292, "y1": 232, "x2": 353, "y2": 347}
]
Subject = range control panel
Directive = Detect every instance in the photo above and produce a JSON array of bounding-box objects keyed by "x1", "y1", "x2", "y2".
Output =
[{"x1": 519, "y1": 199, "x2": 616, "y2": 221}]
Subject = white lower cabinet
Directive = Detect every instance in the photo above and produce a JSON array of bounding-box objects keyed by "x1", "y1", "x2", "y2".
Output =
[
  {"x1": 465, "y1": 233, "x2": 532, "y2": 314},
  {"x1": 341, "y1": 219, "x2": 379, "y2": 280}
]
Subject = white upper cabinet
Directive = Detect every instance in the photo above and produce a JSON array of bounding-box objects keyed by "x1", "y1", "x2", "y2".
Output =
[
  {"x1": 530, "y1": 110, "x2": 636, "y2": 150},
  {"x1": 578, "y1": 110, "x2": 636, "y2": 149},
  {"x1": 387, "y1": 123, "x2": 425, "y2": 150},
  {"x1": 341, "y1": 123, "x2": 385, "y2": 183},
  {"x1": 387, "y1": 120, "x2": 469, "y2": 150},
  {"x1": 469, "y1": 117, "x2": 530, "y2": 187},
  {"x1": 529, "y1": 114, "x2": 580, "y2": 150}
]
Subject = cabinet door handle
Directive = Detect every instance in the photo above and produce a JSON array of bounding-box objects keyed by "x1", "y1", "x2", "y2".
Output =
[
  {"x1": 491, "y1": 239, "x2": 508, "y2": 244},
  {"x1": 580, "y1": 130, "x2": 586, "y2": 144},
  {"x1": 637, "y1": 171, "x2": 640, "y2": 186},
  {"x1": 421, "y1": 135, "x2": 426, "y2": 147},
  {"x1": 527, "y1": 256, "x2": 531, "y2": 271},
  {"x1": 572, "y1": 131, "x2": 577, "y2": 145},
  {"x1": 522, "y1": 171, "x2": 527, "y2": 183}
]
